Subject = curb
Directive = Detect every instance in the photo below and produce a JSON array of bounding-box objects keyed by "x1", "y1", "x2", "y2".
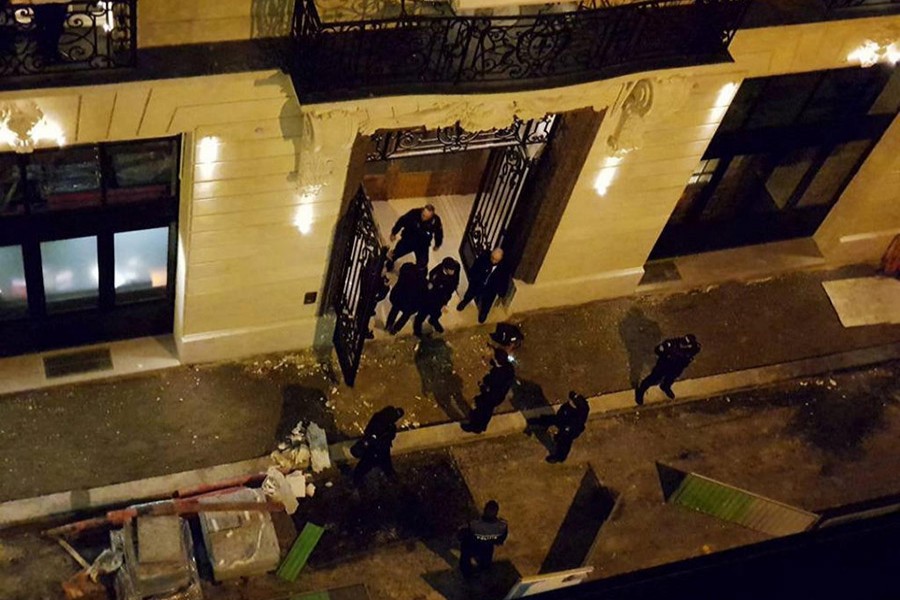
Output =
[{"x1": 3, "y1": 342, "x2": 899, "y2": 530}]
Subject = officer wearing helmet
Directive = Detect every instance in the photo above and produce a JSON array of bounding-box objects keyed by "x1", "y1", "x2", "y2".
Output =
[{"x1": 635, "y1": 334, "x2": 701, "y2": 405}]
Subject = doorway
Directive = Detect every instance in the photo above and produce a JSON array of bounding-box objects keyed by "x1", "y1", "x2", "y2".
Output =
[{"x1": 328, "y1": 116, "x2": 557, "y2": 385}]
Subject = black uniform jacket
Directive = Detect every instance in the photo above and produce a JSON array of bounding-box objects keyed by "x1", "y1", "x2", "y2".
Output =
[{"x1": 391, "y1": 208, "x2": 444, "y2": 248}]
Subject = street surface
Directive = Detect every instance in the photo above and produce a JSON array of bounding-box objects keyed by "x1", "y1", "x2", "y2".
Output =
[{"x1": 2, "y1": 360, "x2": 899, "y2": 599}]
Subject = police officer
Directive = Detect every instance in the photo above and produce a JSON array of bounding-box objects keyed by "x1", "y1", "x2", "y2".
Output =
[
  {"x1": 461, "y1": 348, "x2": 515, "y2": 434},
  {"x1": 635, "y1": 334, "x2": 701, "y2": 405},
  {"x1": 526, "y1": 391, "x2": 590, "y2": 463},
  {"x1": 458, "y1": 500, "x2": 508, "y2": 577},
  {"x1": 457, "y1": 248, "x2": 511, "y2": 324},
  {"x1": 413, "y1": 257, "x2": 460, "y2": 336},
  {"x1": 387, "y1": 204, "x2": 443, "y2": 270},
  {"x1": 352, "y1": 406, "x2": 404, "y2": 486},
  {"x1": 386, "y1": 262, "x2": 427, "y2": 335}
]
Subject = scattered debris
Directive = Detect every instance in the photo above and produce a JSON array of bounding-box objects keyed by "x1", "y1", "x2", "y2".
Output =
[
  {"x1": 307, "y1": 423, "x2": 331, "y2": 473},
  {"x1": 262, "y1": 467, "x2": 299, "y2": 514}
]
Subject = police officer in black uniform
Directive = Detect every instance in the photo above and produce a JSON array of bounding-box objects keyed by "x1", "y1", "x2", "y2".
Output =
[
  {"x1": 635, "y1": 334, "x2": 701, "y2": 405},
  {"x1": 526, "y1": 391, "x2": 590, "y2": 463},
  {"x1": 387, "y1": 204, "x2": 443, "y2": 270},
  {"x1": 413, "y1": 257, "x2": 460, "y2": 336},
  {"x1": 351, "y1": 406, "x2": 404, "y2": 486},
  {"x1": 457, "y1": 247, "x2": 511, "y2": 324},
  {"x1": 461, "y1": 348, "x2": 515, "y2": 434},
  {"x1": 459, "y1": 500, "x2": 508, "y2": 577}
]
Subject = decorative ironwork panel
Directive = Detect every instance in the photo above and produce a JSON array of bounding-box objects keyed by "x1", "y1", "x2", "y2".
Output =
[
  {"x1": 332, "y1": 186, "x2": 384, "y2": 387},
  {"x1": 823, "y1": 0, "x2": 900, "y2": 12},
  {"x1": 291, "y1": 0, "x2": 748, "y2": 100},
  {"x1": 460, "y1": 144, "x2": 532, "y2": 275},
  {"x1": 0, "y1": 1, "x2": 136, "y2": 78},
  {"x1": 366, "y1": 114, "x2": 555, "y2": 161}
]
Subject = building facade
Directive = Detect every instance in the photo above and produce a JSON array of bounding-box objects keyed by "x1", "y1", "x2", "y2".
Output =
[{"x1": 0, "y1": 0, "x2": 898, "y2": 384}]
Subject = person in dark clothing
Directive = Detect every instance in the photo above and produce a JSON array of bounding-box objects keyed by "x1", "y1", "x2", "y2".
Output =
[
  {"x1": 386, "y1": 204, "x2": 443, "y2": 270},
  {"x1": 461, "y1": 348, "x2": 515, "y2": 434},
  {"x1": 459, "y1": 500, "x2": 508, "y2": 576},
  {"x1": 386, "y1": 262, "x2": 427, "y2": 335},
  {"x1": 366, "y1": 273, "x2": 391, "y2": 339},
  {"x1": 526, "y1": 391, "x2": 590, "y2": 463},
  {"x1": 413, "y1": 257, "x2": 460, "y2": 336},
  {"x1": 30, "y1": 2, "x2": 69, "y2": 64},
  {"x1": 635, "y1": 334, "x2": 701, "y2": 405},
  {"x1": 351, "y1": 406, "x2": 404, "y2": 486},
  {"x1": 457, "y1": 248, "x2": 510, "y2": 324}
]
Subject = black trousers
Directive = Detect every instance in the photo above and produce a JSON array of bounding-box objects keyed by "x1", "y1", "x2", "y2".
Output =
[
  {"x1": 528, "y1": 414, "x2": 577, "y2": 461},
  {"x1": 636, "y1": 362, "x2": 684, "y2": 402},
  {"x1": 466, "y1": 394, "x2": 501, "y2": 433},
  {"x1": 413, "y1": 304, "x2": 444, "y2": 334},
  {"x1": 353, "y1": 452, "x2": 395, "y2": 486},
  {"x1": 391, "y1": 238, "x2": 429, "y2": 267},
  {"x1": 33, "y1": 5, "x2": 68, "y2": 62},
  {"x1": 459, "y1": 539, "x2": 494, "y2": 575},
  {"x1": 386, "y1": 305, "x2": 415, "y2": 333},
  {"x1": 458, "y1": 286, "x2": 494, "y2": 324}
]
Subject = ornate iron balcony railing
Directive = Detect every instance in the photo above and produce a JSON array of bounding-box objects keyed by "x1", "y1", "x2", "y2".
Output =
[
  {"x1": 291, "y1": 0, "x2": 749, "y2": 101},
  {"x1": 0, "y1": 0, "x2": 136, "y2": 78}
]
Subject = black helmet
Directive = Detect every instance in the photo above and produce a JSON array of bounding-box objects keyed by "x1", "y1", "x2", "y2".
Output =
[{"x1": 490, "y1": 323, "x2": 524, "y2": 348}]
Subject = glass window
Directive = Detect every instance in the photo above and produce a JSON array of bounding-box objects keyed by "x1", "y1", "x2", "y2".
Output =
[
  {"x1": 764, "y1": 147, "x2": 819, "y2": 210},
  {"x1": 26, "y1": 146, "x2": 102, "y2": 211},
  {"x1": 0, "y1": 156, "x2": 25, "y2": 216},
  {"x1": 800, "y1": 69, "x2": 887, "y2": 125},
  {"x1": 744, "y1": 74, "x2": 818, "y2": 130},
  {"x1": 105, "y1": 139, "x2": 177, "y2": 203},
  {"x1": 114, "y1": 227, "x2": 169, "y2": 302},
  {"x1": 796, "y1": 140, "x2": 872, "y2": 208},
  {"x1": 0, "y1": 245, "x2": 27, "y2": 319},
  {"x1": 40, "y1": 236, "x2": 99, "y2": 311}
]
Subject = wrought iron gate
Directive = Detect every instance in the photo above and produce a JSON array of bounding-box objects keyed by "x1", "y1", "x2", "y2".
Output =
[
  {"x1": 460, "y1": 144, "x2": 532, "y2": 273},
  {"x1": 332, "y1": 186, "x2": 384, "y2": 386}
]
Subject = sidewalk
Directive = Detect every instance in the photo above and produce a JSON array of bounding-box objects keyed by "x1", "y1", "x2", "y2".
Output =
[{"x1": 1, "y1": 264, "x2": 899, "y2": 503}]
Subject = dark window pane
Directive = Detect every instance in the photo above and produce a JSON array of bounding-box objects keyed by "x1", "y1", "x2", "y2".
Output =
[
  {"x1": 718, "y1": 80, "x2": 765, "y2": 133},
  {"x1": 869, "y1": 68, "x2": 900, "y2": 115},
  {"x1": 41, "y1": 236, "x2": 99, "y2": 312},
  {"x1": 114, "y1": 227, "x2": 169, "y2": 303},
  {"x1": 796, "y1": 140, "x2": 872, "y2": 208},
  {"x1": 799, "y1": 68, "x2": 888, "y2": 124},
  {"x1": 701, "y1": 155, "x2": 770, "y2": 220},
  {"x1": 105, "y1": 139, "x2": 177, "y2": 203},
  {"x1": 763, "y1": 146, "x2": 819, "y2": 210},
  {"x1": 0, "y1": 156, "x2": 25, "y2": 216},
  {"x1": 744, "y1": 74, "x2": 819, "y2": 130},
  {"x1": 0, "y1": 245, "x2": 27, "y2": 320},
  {"x1": 26, "y1": 146, "x2": 102, "y2": 211}
]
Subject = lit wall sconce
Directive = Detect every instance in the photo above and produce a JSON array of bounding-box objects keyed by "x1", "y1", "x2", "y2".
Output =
[
  {"x1": 0, "y1": 101, "x2": 66, "y2": 153},
  {"x1": 848, "y1": 40, "x2": 899, "y2": 68},
  {"x1": 293, "y1": 186, "x2": 321, "y2": 235}
]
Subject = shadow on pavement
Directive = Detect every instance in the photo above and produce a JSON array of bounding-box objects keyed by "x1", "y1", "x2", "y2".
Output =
[
  {"x1": 293, "y1": 449, "x2": 478, "y2": 568},
  {"x1": 618, "y1": 305, "x2": 662, "y2": 388},
  {"x1": 513, "y1": 379, "x2": 555, "y2": 454},
  {"x1": 423, "y1": 559, "x2": 521, "y2": 600},
  {"x1": 278, "y1": 384, "x2": 339, "y2": 441},
  {"x1": 539, "y1": 465, "x2": 617, "y2": 574},
  {"x1": 414, "y1": 337, "x2": 469, "y2": 422}
]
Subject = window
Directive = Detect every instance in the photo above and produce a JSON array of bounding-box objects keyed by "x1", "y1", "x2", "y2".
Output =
[
  {"x1": 0, "y1": 156, "x2": 24, "y2": 217},
  {"x1": 40, "y1": 236, "x2": 99, "y2": 311},
  {"x1": 27, "y1": 146, "x2": 102, "y2": 211},
  {"x1": 104, "y1": 139, "x2": 178, "y2": 203},
  {"x1": 796, "y1": 140, "x2": 873, "y2": 208},
  {"x1": 0, "y1": 245, "x2": 27, "y2": 319},
  {"x1": 114, "y1": 227, "x2": 170, "y2": 302}
]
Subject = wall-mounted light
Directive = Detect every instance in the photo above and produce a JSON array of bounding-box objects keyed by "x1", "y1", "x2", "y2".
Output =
[
  {"x1": 593, "y1": 156, "x2": 623, "y2": 197},
  {"x1": 293, "y1": 186, "x2": 321, "y2": 235},
  {"x1": 0, "y1": 102, "x2": 65, "y2": 153},
  {"x1": 196, "y1": 136, "x2": 220, "y2": 164},
  {"x1": 848, "y1": 40, "x2": 899, "y2": 68}
]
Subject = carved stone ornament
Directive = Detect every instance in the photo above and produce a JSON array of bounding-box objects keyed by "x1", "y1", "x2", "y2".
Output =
[
  {"x1": 0, "y1": 101, "x2": 53, "y2": 153},
  {"x1": 606, "y1": 74, "x2": 690, "y2": 156}
]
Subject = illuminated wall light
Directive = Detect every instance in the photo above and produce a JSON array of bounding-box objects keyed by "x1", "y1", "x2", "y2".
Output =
[
  {"x1": 715, "y1": 82, "x2": 739, "y2": 107},
  {"x1": 293, "y1": 204, "x2": 315, "y2": 235},
  {"x1": 197, "y1": 136, "x2": 220, "y2": 164},
  {"x1": 848, "y1": 40, "x2": 900, "y2": 67},
  {"x1": 0, "y1": 102, "x2": 66, "y2": 152},
  {"x1": 593, "y1": 156, "x2": 623, "y2": 197}
]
